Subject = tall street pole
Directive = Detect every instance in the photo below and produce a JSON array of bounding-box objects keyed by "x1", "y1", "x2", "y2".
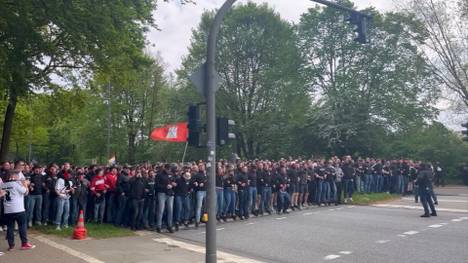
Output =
[{"x1": 205, "y1": 1, "x2": 236, "y2": 262}]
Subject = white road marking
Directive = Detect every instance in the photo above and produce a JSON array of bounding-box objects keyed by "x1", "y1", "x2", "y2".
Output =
[
  {"x1": 328, "y1": 209, "x2": 336, "y2": 211},
  {"x1": 451, "y1": 218, "x2": 462, "y2": 222},
  {"x1": 303, "y1": 212, "x2": 314, "y2": 216},
  {"x1": 439, "y1": 223, "x2": 448, "y2": 225},
  {"x1": 324, "y1": 254, "x2": 341, "y2": 260},
  {"x1": 216, "y1": 228, "x2": 225, "y2": 231},
  {"x1": 397, "y1": 234, "x2": 407, "y2": 237},
  {"x1": 348, "y1": 205, "x2": 356, "y2": 208},
  {"x1": 403, "y1": 231, "x2": 419, "y2": 235},
  {"x1": 275, "y1": 217, "x2": 287, "y2": 220},
  {"x1": 339, "y1": 251, "x2": 352, "y2": 255},
  {"x1": 373, "y1": 204, "x2": 468, "y2": 213},
  {"x1": 402, "y1": 197, "x2": 468, "y2": 203},
  {"x1": 428, "y1": 224, "x2": 443, "y2": 228},
  {"x1": 336, "y1": 207, "x2": 344, "y2": 210},
  {"x1": 376, "y1": 240, "x2": 391, "y2": 244},
  {"x1": 153, "y1": 237, "x2": 265, "y2": 263},
  {"x1": 34, "y1": 235, "x2": 105, "y2": 263},
  {"x1": 460, "y1": 217, "x2": 468, "y2": 220},
  {"x1": 247, "y1": 222, "x2": 255, "y2": 225}
]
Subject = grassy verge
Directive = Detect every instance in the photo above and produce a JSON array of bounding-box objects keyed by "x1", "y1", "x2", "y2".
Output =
[
  {"x1": 350, "y1": 192, "x2": 400, "y2": 205},
  {"x1": 31, "y1": 223, "x2": 135, "y2": 239}
]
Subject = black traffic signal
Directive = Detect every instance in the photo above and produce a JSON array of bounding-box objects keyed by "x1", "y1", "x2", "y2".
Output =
[
  {"x1": 217, "y1": 117, "x2": 236, "y2": 146},
  {"x1": 462, "y1": 122, "x2": 468, "y2": 141},
  {"x1": 347, "y1": 13, "x2": 370, "y2": 44},
  {"x1": 187, "y1": 105, "x2": 202, "y2": 147}
]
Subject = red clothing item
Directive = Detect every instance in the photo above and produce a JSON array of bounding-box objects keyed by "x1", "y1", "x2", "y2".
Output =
[
  {"x1": 90, "y1": 175, "x2": 107, "y2": 194},
  {"x1": 105, "y1": 173, "x2": 117, "y2": 192}
]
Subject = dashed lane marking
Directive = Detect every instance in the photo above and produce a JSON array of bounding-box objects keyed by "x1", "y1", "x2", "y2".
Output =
[
  {"x1": 216, "y1": 228, "x2": 225, "y2": 231},
  {"x1": 153, "y1": 237, "x2": 266, "y2": 263},
  {"x1": 35, "y1": 235, "x2": 105, "y2": 263},
  {"x1": 440, "y1": 223, "x2": 448, "y2": 225},
  {"x1": 324, "y1": 254, "x2": 341, "y2": 260},
  {"x1": 428, "y1": 224, "x2": 443, "y2": 228},
  {"x1": 303, "y1": 212, "x2": 314, "y2": 216},
  {"x1": 275, "y1": 217, "x2": 287, "y2": 220},
  {"x1": 247, "y1": 222, "x2": 255, "y2": 225},
  {"x1": 376, "y1": 240, "x2": 391, "y2": 244},
  {"x1": 403, "y1": 231, "x2": 419, "y2": 235},
  {"x1": 452, "y1": 218, "x2": 463, "y2": 222},
  {"x1": 460, "y1": 217, "x2": 468, "y2": 220},
  {"x1": 329, "y1": 209, "x2": 336, "y2": 211},
  {"x1": 397, "y1": 234, "x2": 407, "y2": 237},
  {"x1": 339, "y1": 251, "x2": 352, "y2": 255}
]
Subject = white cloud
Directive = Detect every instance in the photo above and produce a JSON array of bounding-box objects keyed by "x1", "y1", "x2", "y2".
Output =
[{"x1": 147, "y1": 0, "x2": 400, "y2": 73}]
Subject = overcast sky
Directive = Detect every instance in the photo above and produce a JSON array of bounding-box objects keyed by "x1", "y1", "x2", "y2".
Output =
[
  {"x1": 147, "y1": 0, "x2": 400, "y2": 73},
  {"x1": 145, "y1": 0, "x2": 463, "y2": 130}
]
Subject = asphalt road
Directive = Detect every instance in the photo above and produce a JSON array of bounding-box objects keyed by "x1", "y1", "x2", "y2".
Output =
[{"x1": 172, "y1": 205, "x2": 468, "y2": 263}]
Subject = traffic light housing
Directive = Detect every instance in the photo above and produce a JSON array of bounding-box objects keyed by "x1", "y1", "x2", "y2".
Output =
[
  {"x1": 217, "y1": 117, "x2": 236, "y2": 146},
  {"x1": 347, "y1": 13, "x2": 370, "y2": 44},
  {"x1": 462, "y1": 122, "x2": 468, "y2": 141},
  {"x1": 187, "y1": 105, "x2": 202, "y2": 147}
]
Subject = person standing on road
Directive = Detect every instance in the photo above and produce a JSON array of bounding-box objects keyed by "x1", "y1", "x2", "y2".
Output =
[
  {"x1": 155, "y1": 164, "x2": 176, "y2": 233},
  {"x1": 0, "y1": 170, "x2": 35, "y2": 251},
  {"x1": 55, "y1": 167, "x2": 74, "y2": 230},
  {"x1": 416, "y1": 163, "x2": 437, "y2": 217}
]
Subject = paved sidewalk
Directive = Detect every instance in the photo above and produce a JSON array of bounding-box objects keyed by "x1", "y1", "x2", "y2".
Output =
[{"x1": 0, "y1": 230, "x2": 206, "y2": 263}]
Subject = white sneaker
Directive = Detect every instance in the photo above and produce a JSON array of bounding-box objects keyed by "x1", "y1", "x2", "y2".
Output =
[
  {"x1": 349, "y1": 198, "x2": 353, "y2": 202},
  {"x1": 64, "y1": 225, "x2": 69, "y2": 229},
  {"x1": 55, "y1": 226, "x2": 61, "y2": 231},
  {"x1": 0, "y1": 251, "x2": 4, "y2": 256},
  {"x1": 28, "y1": 222, "x2": 32, "y2": 228}
]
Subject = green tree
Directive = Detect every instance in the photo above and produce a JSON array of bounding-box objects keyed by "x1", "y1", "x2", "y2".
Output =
[
  {"x1": 297, "y1": 1, "x2": 439, "y2": 156},
  {"x1": 177, "y1": 3, "x2": 309, "y2": 159},
  {"x1": 0, "y1": 0, "x2": 157, "y2": 161}
]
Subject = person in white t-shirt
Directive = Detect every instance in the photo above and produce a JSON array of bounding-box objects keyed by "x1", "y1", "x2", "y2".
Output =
[{"x1": 0, "y1": 170, "x2": 35, "y2": 251}]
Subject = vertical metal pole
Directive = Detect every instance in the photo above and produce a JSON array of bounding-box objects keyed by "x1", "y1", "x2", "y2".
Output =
[
  {"x1": 205, "y1": 1, "x2": 236, "y2": 262},
  {"x1": 106, "y1": 81, "x2": 112, "y2": 159}
]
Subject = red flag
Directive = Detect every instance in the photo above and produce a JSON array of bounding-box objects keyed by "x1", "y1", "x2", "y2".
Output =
[{"x1": 150, "y1": 122, "x2": 188, "y2": 142}]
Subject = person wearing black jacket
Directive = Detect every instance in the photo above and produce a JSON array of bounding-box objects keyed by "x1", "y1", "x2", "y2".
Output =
[
  {"x1": 142, "y1": 169, "x2": 156, "y2": 229},
  {"x1": 276, "y1": 167, "x2": 291, "y2": 214},
  {"x1": 416, "y1": 163, "x2": 437, "y2": 217},
  {"x1": 215, "y1": 165, "x2": 225, "y2": 221},
  {"x1": 236, "y1": 165, "x2": 249, "y2": 219},
  {"x1": 222, "y1": 166, "x2": 237, "y2": 220},
  {"x1": 27, "y1": 165, "x2": 44, "y2": 227},
  {"x1": 70, "y1": 167, "x2": 88, "y2": 225},
  {"x1": 247, "y1": 165, "x2": 258, "y2": 216},
  {"x1": 258, "y1": 163, "x2": 272, "y2": 215},
  {"x1": 128, "y1": 169, "x2": 147, "y2": 230},
  {"x1": 42, "y1": 165, "x2": 58, "y2": 225},
  {"x1": 174, "y1": 170, "x2": 192, "y2": 229},
  {"x1": 192, "y1": 164, "x2": 207, "y2": 227},
  {"x1": 155, "y1": 164, "x2": 176, "y2": 233},
  {"x1": 342, "y1": 159, "x2": 355, "y2": 203},
  {"x1": 115, "y1": 167, "x2": 131, "y2": 226}
]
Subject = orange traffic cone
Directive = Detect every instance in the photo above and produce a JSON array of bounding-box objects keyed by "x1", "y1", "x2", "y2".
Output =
[{"x1": 72, "y1": 210, "x2": 87, "y2": 240}]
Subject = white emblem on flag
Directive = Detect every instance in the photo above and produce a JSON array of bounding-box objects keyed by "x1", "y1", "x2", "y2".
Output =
[{"x1": 166, "y1": 126, "x2": 178, "y2": 139}]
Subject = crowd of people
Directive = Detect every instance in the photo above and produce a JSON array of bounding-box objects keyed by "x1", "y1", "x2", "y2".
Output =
[{"x1": 0, "y1": 156, "x2": 444, "y2": 243}]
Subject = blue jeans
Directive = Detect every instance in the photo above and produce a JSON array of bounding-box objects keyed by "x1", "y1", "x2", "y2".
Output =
[
  {"x1": 175, "y1": 195, "x2": 191, "y2": 224},
  {"x1": 195, "y1": 191, "x2": 206, "y2": 223},
  {"x1": 343, "y1": 179, "x2": 354, "y2": 198},
  {"x1": 397, "y1": 175, "x2": 405, "y2": 194},
  {"x1": 419, "y1": 187, "x2": 436, "y2": 215},
  {"x1": 277, "y1": 190, "x2": 290, "y2": 211},
  {"x1": 5, "y1": 212, "x2": 28, "y2": 247},
  {"x1": 216, "y1": 188, "x2": 224, "y2": 217},
  {"x1": 322, "y1": 182, "x2": 330, "y2": 203},
  {"x1": 105, "y1": 193, "x2": 116, "y2": 223},
  {"x1": 237, "y1": 189, "x2": 249, "y2": 217},
  {"x1": 157, "y1": 193, "x2": 174, "y2": 228},
  {"x1": 93, "y1": 197, "x2": 106, "y2": 223},
  {"x1": 55, "y1": 198, "x2": 70, "y2": 226},
  {"x1": 355, "y1": 176, "x2": 361, "y2": 193},
  {"x1": 248, "y1": 186, "x2": 257, "y2": 213},
  {"x1": 376, "y1": 174, "x2": 383, "y2": 192},
  {"x1": 364, "y1": 174, "x2": 373, "y2": 192},
  {"x1": 223, "y1": 188, "x2": 235, "y2": 216},
  {"x1": 115, "y1": 194, "x2": 128, "y2": 226},
  {"x1": 28, "y1": 195, "x2": 42, "y2": 224},
  {"x1": 328, "y1": 181, "x2": 336, "y2": 203},
  {"x1": 143, "y1": 196, "x2": 156, "y2": 227},
  {"x1": 315, "y1": 180, "x2": 324, "y2": 204},
  {"x1": 260, "y1": 187, "x2": 272, "y2": 213}
]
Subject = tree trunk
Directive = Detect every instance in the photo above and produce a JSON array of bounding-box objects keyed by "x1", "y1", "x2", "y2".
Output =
[
  {"x1": 0, "y1": 94, "x2": 18, "y2": 161},
  {"x1": 128, "y1": 132, "x2": 136, "y2": 164}
]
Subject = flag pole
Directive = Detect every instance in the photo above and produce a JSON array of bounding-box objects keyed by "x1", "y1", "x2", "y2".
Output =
[{"x1": 181, "y1": 141, "x2": 188, "y2": 163}]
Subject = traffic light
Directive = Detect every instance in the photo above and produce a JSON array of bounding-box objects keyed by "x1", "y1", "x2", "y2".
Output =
[
  {"x1": 217, "y1": 117, "x2": 236, "y2": 146},
  {"x1": 462, "y1": 122, "x2": 468, "y2": 141},
  {"x1": 187, "y1": 105, "x2": 202, "y2": 147},
  {"x1": 347, "y1": 13, "x2": 369, "y2": 44}
]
